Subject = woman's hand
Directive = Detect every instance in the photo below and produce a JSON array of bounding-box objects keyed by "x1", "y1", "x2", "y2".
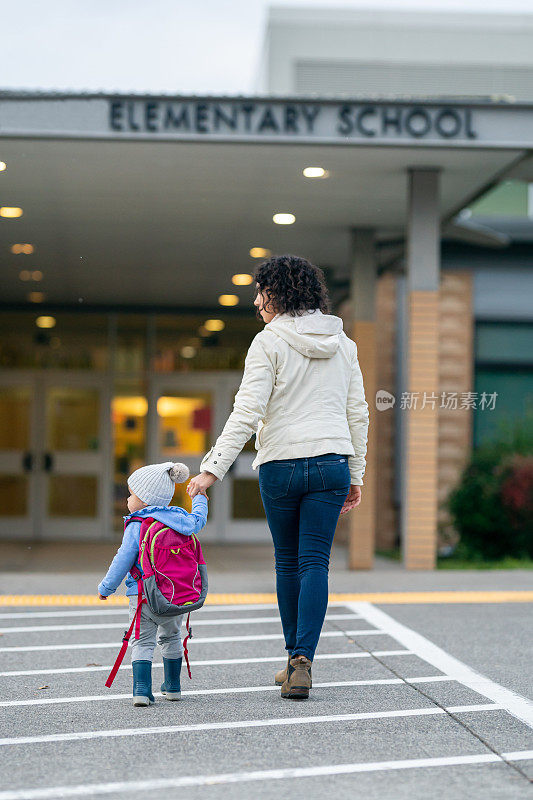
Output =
[
  {"x1": 187, "y1": 471, "x2": 218, "y2": 498},
  {"x1": 339, "y1": 485, "x2": 362, "y2": 515}
]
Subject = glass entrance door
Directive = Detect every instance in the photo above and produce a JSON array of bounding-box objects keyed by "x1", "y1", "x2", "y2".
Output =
[
  {"x1": 0, "y1": 377, "x2": 37, "y2": 538},
  {"x1": 40, "y1": 375, "x2": 110, "y2": 539},
  {"x1": 148, "y1": 374, "x2": 216, "y2": 534},
  {"x1": 0, "y1": 372, "x2": 110, "y2": 540},
  {"x1": 148, "y1": 372, "x2": 270, "y2": 542}
]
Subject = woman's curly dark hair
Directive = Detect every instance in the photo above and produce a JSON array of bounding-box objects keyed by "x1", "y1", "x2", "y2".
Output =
[{"x1": 253, "y1": 254, "x2": 331, "y2": 320}]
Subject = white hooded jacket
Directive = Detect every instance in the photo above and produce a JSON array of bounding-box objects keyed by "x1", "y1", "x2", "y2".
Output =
[{"x1": 199, "y1": 308, "x2": 370, "y2": 485}]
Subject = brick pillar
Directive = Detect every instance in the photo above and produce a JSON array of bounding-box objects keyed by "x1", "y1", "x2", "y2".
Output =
[
  {"x1": 348, "y1": 319, "x2": 377, "y2": 570},
  {"x1": 403, "y1": 290, "x2": 440, "y2": 569},
  {"x1": 375, "y1": 273, "x2": 399, "y2": 551},
  {"x1": 402, "y1": 167, "x2": 441, "y2": 570},
  {"x1": 438, "y1": 271, "x2": 474, "y2": 550}
]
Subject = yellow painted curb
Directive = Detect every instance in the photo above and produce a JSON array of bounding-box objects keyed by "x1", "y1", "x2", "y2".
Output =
[{"x1": 0, "y1": 591, "x2": 532, "y2": 607}]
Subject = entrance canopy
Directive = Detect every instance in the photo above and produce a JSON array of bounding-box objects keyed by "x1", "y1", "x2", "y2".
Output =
[{"x1": 1, "y1": 93, "x2": 532, "y2": 309}]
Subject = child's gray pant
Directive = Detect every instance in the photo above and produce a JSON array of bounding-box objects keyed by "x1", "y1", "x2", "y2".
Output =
[{"x1": 128, "y1": 597, "x2": 184, "y2": 662}]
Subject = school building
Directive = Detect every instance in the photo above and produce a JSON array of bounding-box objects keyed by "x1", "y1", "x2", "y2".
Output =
[{"x1": 1, "y1": 7, "x2": 532, "y2": 569}]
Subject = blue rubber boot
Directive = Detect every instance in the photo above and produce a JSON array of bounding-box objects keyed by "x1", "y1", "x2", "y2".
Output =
[
  {"x1": 161, "y1": 657, "x2": 182, "y2": 701},
  {"x1": 132, "y1": 660, "x2": 155, "y2": 706}
]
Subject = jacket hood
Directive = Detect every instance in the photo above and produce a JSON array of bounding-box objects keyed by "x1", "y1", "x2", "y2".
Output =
[
  {"x1": 266, "y1": 308, "x2": 343, "y2": 358},
  {"x1": 124, "y1": 502, "x2": 205, "y2": 533}
]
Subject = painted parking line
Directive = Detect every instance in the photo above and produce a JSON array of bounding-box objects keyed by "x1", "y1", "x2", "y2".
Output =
[
  {"x1": 1, "y1": 590, "x2": 532, "y2": 607},
  {"x1": 0, "y1": 613, "x2": 359, "y2": 634},
  {"x1": 0, "y1": 649, "x2": 413, "y2": 678},
  {"x1": 0, "y1": 628, "x2": 384, "y2": 653},
  {"x1": 0, "y1": 704, "x2": 500, "y2": 747},
  {"x1": 1, "y1": 750, "x2": 531, "y2": 799},
  {"x1": 0, "y1": 602, "x2": 293, "y2": 620},
  {"x1": 0, "y1": 675, "x2": 454, "y2": 708},
  {"x1": 350, "y1": 602, "x2": 533, "y2": 729}
]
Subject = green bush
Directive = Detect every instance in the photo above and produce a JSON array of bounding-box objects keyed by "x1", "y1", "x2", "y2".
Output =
[{"x1": 447, "y1": 407, "x2": 533, "y2": 560}]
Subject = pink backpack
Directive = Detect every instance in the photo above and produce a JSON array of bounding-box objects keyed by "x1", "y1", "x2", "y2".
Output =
[{"x1": 105, "y1": 516, "x2": 208, "y2": 688}]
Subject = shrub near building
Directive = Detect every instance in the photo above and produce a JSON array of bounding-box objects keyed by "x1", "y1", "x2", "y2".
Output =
[{"x1": 447, "y1": 408, "x2": 533, "y2": 562}]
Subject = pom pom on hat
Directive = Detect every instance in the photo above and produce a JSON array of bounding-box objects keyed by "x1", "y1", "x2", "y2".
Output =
[
  {"x1": 128, "y1": 460, "x2": 190, "y2": 507},
  {"x1": 169, "y1": 463, "x2": 189, "y2": 483}
]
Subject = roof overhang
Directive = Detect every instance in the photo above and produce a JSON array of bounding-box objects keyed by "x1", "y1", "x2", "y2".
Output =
[{"x1": 1, "y1": 93, "x2": 531, "y2": 308}]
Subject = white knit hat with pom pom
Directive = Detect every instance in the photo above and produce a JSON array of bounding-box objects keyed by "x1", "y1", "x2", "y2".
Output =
[{"x1": 128, "y1": 461, "x2": 190, "y2": 507}]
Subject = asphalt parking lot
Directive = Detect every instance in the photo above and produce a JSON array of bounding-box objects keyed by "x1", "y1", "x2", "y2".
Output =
[{"x1": 0, "y1": 595, "x2": 531, "y2": 800}]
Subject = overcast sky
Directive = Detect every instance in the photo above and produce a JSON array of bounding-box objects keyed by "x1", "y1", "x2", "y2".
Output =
[{"x1": 3, "y1": 0, "x2": 533, "y2": 95}]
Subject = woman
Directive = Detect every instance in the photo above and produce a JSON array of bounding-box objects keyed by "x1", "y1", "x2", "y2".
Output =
[{"x1": 187, "y1": 254, "x2": 369, "y2": 700}]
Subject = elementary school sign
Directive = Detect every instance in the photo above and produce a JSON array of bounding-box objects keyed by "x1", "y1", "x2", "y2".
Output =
[
  {"x1": 0, "y1": 93, "x2": 532, "y2": 148},
  {"x1": 109, "y1": 99, "x2": 478, "y2": 142}
]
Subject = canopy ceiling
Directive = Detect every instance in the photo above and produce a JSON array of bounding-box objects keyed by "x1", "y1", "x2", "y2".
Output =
[{"x1": 0, "y1": 136, "x2": 526, "y2": 309}]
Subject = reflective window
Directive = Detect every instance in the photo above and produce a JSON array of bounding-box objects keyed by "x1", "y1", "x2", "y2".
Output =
[
  {"x1": 232, "y1": 479, "x2": 265, "y2": 519},
  {"x1": 0, "y1": 476, "x2": 28, "y2": 515},
  {"x1": 153, "y1": 314, "x2": 260, "y2": 372},
  {"x1": 46, "y1": 388, "x2": 99, "y2": 451},
  {"x1": 0, "y1": 313, "x2": 108, "y2": 370},
  {"x1": 0, "y1": 386, "x2": 31, "y2": 449},
  {"x1": 157, "y1": 393, "x2": 212, "y2": 457},
  {"x1": 112, "y1": 392, "x2": 147, "y2": 531},
  {"x1": 48, "y1": 475, "x2": 97, "y2": 517}
]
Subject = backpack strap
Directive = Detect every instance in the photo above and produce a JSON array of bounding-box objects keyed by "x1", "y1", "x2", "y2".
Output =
[
  {"x1": 182, "y1": 612, "x2": 193, "y2": 679},
  {"x1": 105, "y1": 582, "x2": 146, "y2": 688},
  {"x1": 130, "y1": 568, "x2": 144, "y2": 639},
  {"x1": 105, "y1": 529, "x2": 147, "y2": 688}
]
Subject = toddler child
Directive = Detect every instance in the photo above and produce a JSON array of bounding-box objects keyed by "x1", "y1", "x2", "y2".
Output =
[{"x1": 98, "y1": 460, "x2": 208, "y2": 706}]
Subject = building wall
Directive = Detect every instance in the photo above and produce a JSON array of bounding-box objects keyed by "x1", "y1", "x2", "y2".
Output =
[
  {"x1": 437, "y1": 271, "x2": 474, "y2": 550},
  {"x1": 336, "y1": 269, "x2": 475, "y2": 554},
  {"x1": 259, "y1": 7, "x2": 533, "y2": 100},
  {"x1": 374, "y1": 273, "x2": 399, "y2": 551},
  {"x1": 335, "y1": 272, "x2": 398, "y2": 550}
]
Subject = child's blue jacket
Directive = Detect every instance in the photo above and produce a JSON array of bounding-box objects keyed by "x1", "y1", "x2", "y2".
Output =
[{"x1": 97, "y1": 495, "x2": 208, "y2": 598}]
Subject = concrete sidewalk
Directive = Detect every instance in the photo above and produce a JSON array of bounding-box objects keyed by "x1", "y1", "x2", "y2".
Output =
[{"x1": 1, "y1": 540, "x2": 533, "y2": 596}]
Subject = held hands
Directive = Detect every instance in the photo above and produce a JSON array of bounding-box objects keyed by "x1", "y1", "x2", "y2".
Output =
[
  {"x1": 187, "y1": 471, "x2": 218, "y2": 499},
  {"x1": 339, "y1": 485, "x2": 362, "y2": 515}
]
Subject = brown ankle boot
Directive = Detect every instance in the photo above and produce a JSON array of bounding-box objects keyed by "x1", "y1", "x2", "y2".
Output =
[
  {"x1": 274, "y1": 655, "x2": 290, "y2": 686},
  {"x1": 275, "y1": 654, "x2": 313, "y2": 687},
  {"x1": 280, "y1": 654, "x2": 312, "y2": 699}
]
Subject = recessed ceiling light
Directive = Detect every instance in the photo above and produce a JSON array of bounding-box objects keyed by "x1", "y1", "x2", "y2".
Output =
[
  {"x1": 36, "y1": 316, "x2": 55, "y2": 329},
  {"x1": 232, "y1": 274, "x2": 253, "y2": 286},
  {"x1": 273, "y1": 213, "x2": 295, "y2": 225},
  {"x1": 0, "y1": 162, "x2": 6, "y2": 172},
  {"x1": 1, "y1": 207, "x2": 23, "y2": 218},
  {"x1": 19, "y1": 270, "x2": 31, "y2": 281},
  {"x1": 180, "y1": 346, "x2": 197, "y2": 359},
  {"x1": 28, "y1": 291, "x2": 44, "y2": 303},
  {"x1": 31, "y1": 270, "x2": 43, "y2": 281},
  {"x1": 204, "y1": 319, "x2": 225, "y2": 332},
  {"x1": 11, "y1": 244, "x2": 34, "y2": 254},
  {"x1": 249, "y1": 247, "x2": 271, "y2": 259},
  {"x1": 218, "y1": 295, "x2": 239, "y2": 306},
  {"x1": 303, "y1": 167, "x2": 329, "y2": 178}
]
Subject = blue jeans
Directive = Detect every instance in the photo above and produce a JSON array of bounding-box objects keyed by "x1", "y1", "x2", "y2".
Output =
[{"x1": 258, "y1": 452, "x2": 351, "y2": 662}]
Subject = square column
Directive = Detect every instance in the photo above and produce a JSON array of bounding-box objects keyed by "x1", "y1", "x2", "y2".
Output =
[
  {"x1": 402, "y1": 168, "x2": 441, "y2": 570},
  {"x1": 348, "y1": 228, "x2": 377, "y2": 570}
]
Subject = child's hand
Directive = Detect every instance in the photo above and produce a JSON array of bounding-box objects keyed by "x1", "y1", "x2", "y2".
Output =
[
  {"x1": 98, "y1": 593, "x2": 108, "y2": 601},
  {"x1": 187, "y1": 472, "x2": 217, "y2": 498}
]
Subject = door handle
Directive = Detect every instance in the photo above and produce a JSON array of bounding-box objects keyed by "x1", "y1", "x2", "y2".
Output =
[
  {"x1": 43, "y1": 452, "x2": 53, "y2": 472},
  {"x1": 22, "y1": 452, "x2": 33, "y2": 472}
]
